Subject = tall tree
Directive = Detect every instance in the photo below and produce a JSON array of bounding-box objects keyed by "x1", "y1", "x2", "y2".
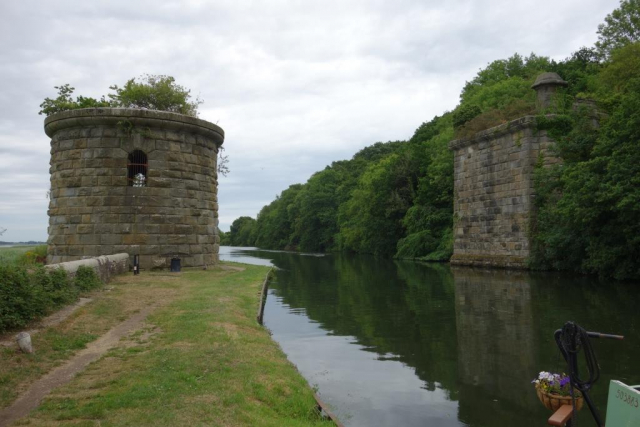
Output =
[
  {"x1": 596, "y1": 0, "x2": 640, "y2": 58},
  {"x1": 228, "y1": 216, "x2": 257, "y2": 246}
]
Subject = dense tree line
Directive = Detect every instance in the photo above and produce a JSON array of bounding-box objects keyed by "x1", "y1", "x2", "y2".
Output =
[
  {"x1": 225, "y1": 1, "x2": 640, "y2": 279},
  {"x1": 531, "y1": 41, "x2": 640, "y2": 280}
]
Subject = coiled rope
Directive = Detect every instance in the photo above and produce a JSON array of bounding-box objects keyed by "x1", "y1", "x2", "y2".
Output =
[
  {"x1": 559, "y1": 321, "x2": 601, "y2": 393},
  {"x1": 556, "y1": 321, "x2": 602, "y2": 426}
]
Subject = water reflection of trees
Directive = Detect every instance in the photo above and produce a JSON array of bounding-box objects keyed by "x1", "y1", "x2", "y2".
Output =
[
  {"x1": 265, "y1": 252, "x2": 460, "y2": 399},
  {"x1": 245, "y1": 249, "x2": 639, "y2": 426}
]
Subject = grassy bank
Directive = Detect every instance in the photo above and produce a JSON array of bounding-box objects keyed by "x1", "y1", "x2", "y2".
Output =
[
  {"x1": 0, "y1": 247, "x2": 29, "y2": 265},
  {"x1": 3, "y1": 264, "x2": 331, "y2": 426},
  {"x1": 0, "y1": 245, "x2": 47, "y2": 268}
]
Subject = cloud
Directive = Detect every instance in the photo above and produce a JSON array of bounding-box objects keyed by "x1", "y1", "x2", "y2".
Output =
[{"x1": 0, "y1": 0, "x2": 620, "y2": 240}]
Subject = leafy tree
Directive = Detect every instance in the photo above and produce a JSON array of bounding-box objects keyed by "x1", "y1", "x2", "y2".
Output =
[
  {"x1": 39, "y1": 84, "x2": 111, "y2": 116},
  {"x1": 39, "y1": 75, "x2": 202, "y2": 117},
  {"x1": 453, "y1": 53, "x2": 549, "y2": 139},
  {"x1": 460, "y1": 53, "x2": 551, "y2": 104},
  {"x1": 108, "y1": 74, "x2": 202, "y2": 117},
  {"x1": 598, "y1": 41, "x2": 640, "y2": 94},
  {"x1": 531, "y1": 43, "x2": 640, "y2": 279},
  {"x1": 397, "y1": 114, "x2": 454, "y2": 260},
  {"x1": 228, "y1": 216, "x2": 257, "y2": 246},
  {"x1": 596, "y1": 0, "x2": 640, "y2": 58},
  {"x1": 254, "y1": 185, "x2": 303, "y2": 250},
  {"x1": 291, "y1": 168, "x2": 340, "y2": 252},
  {"x1": 340, "y1": 147, "x2": 421, "y2": 257},
  {"x1": 452, "y1": 104, "x2": 481, "y2": 130},
  {"x1": 550, "y1": 47, "x2": 602, "y2": 96},
  {"x1": 218, "y1": 229, "x2": 231, "y2": 246}
]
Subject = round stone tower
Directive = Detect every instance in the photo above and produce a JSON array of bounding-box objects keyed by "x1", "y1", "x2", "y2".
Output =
[{"x1": 45, "y1": 108, "x2": 224, "y2": 269}]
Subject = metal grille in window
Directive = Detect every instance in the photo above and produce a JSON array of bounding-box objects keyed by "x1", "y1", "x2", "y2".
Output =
[{"x1": 127, "y1": 150, "x2": 148, "y2": 187}]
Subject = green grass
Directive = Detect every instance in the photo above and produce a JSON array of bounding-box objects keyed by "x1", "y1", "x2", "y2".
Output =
[
  {"x1": 0, "y1": 246, "x2": 33, "y2": 265},
  {"x1": 10, "y1": 265, "x2": 331, "y2": 426},
  {"x1": 0, "y1": 245, "x2": 47, "y2": 266}
]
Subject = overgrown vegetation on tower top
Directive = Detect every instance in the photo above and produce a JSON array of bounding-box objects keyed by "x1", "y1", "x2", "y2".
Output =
[{"x1": 39, "y1": 74, "x2": 202, "y2": 117}]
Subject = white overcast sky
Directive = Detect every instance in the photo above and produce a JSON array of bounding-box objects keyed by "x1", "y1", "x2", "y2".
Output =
[{"x1": 0, "y1": 0, "x2": 619, "y2": 241}]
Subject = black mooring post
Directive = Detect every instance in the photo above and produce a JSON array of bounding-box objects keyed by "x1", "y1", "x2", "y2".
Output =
[{"x1": 133, "y1": 255, "x2": 140, "y2": 275}]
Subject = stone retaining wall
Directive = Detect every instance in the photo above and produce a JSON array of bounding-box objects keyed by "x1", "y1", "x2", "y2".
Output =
[
  {"x1": 45, "y1": 253, "x2": 129, "y2": 283},
  {"x1": 45, "y1": 108, "x2": 225, "y2": 269}
]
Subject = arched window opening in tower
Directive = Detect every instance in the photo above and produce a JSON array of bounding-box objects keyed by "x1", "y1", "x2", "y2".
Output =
[{"x1": 127, "y1": 150, "x2": 148, "y2": 187}]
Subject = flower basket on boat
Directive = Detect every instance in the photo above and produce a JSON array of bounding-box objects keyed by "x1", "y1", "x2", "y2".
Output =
[
  {"x1": 535, "y1": 383, "x2": 584, "y2": 411},
  {"x1": 533, "y1": 371, "x2": 584, "y2": 412}
]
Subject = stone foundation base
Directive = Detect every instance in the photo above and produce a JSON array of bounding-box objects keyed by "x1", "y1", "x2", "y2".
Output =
[{"x1": 450, "y1": 254, "x2": 528, "y2": 269}]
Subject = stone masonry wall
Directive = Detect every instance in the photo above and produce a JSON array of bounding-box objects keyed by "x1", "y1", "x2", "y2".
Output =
[
  {"x1": 449, "y1": 116, "x2": 555, "y2": 268},
  {"x1": 45, "y1": 108, "x2": 224, "y2": 269}
]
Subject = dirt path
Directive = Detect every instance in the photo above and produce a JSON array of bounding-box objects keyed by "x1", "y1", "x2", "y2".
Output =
[{"x1": 0, "y1": 306, "x2": 155, "y2": 427}]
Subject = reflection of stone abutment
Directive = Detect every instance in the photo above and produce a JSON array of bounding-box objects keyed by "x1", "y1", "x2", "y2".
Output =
[{"x1": 453, "y1": 266, "x2": 538, "y2": 418}]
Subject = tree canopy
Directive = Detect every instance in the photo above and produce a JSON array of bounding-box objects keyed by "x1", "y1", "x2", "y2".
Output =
[
  {"x1": 596, "y1": 0, "x2": 640, "y2": 57},
  {"x1": 39, "y1": 74, "x2": 202, "y2": 117}
]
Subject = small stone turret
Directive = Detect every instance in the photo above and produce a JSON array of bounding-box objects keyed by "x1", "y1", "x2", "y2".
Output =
[{"x1": 531, "y1": 72, "x2": 568, "y2": 110}]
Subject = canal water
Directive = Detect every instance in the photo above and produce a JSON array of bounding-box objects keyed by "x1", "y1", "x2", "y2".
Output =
[{"x1": 219, "y1": 246, "x2": 639, "y2": 427}]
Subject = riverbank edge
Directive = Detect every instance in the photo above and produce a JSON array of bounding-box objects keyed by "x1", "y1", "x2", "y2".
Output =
[
  {"x1": 227, "y1": 245, "x2": 628, "y2": 281},
  {"x1": 256, "y1": 267, "x2": 345, "y2": 427},
  {"x1": 1, "y1": 263, "x2": 334, "y2": 426}
]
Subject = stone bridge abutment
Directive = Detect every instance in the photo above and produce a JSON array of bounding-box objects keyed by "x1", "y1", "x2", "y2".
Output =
[{"x1": 449, "y1": 73, "x2": 567, "y2": 268}]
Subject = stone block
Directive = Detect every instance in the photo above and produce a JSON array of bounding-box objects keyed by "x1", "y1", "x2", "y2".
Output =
[
  {"x1": 167, "y1": 234, "x2": 187, "y2": 245},
  {"x1": 100, "y1": 234, "x2": 123, "y2": 245},
  {"x1": 141, "y1": 245, "x2": 161, "y2": 255},
  {"x1": 191, "y1": 254, "x2": 204, "y2": 266},
  {"x1": 76, "y1": 224, "x2": 94, "y2": 234},
  {"x1": 146, "y1": 235, "x2": 164, "y2": 245},
  {"x1": 166, "y1": 152, "x2": 184, "y2": 163},
  {"x1": 155, "y1": 140, "x2": 171, "y2": 151},
  {"x1": 159, "y1": 224, "x2": 175, "y2": 234},
  {"x1": 175, "y1": 225, "x2": 193, "y2": 234},
  {"x1": 76, "y1": 234, "x2": 99, "y2": 245},
  {"x1": 166, "y1": 132, "x2": 184, "y2": 142},
  {"x1": 148, "y1": 177, "x2": 171, "y2": 188}
]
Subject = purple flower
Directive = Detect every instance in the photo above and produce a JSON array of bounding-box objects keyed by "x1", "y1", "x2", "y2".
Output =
[{"x1": 560, "y1": 377, "x2": 570, "y2": 387}]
